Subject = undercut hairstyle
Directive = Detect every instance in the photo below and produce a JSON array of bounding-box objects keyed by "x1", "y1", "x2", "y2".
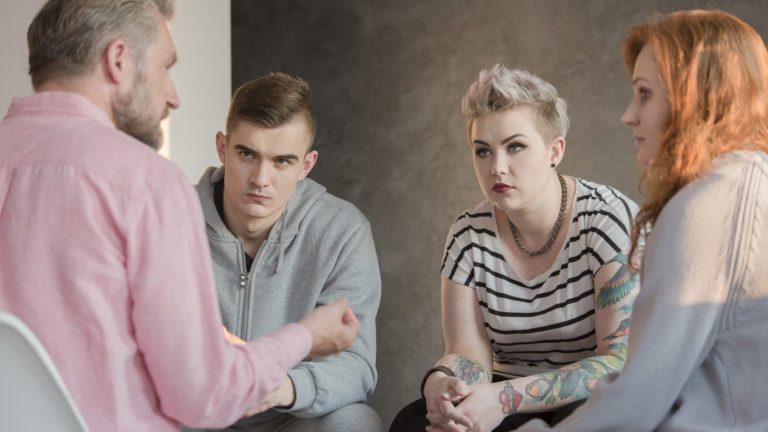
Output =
[
  {"x1": 461, "y1": 64, "x2": 570, "y2": 142},
  {"x1": 226, "y1": 73, "x2": 317, "y2": 149},
  {"x1": 27, "y1": 0, "x2": 175, "y2": 89},
  {"x1": 623, "y1": 10, "x2": 768, "y2": 265}
]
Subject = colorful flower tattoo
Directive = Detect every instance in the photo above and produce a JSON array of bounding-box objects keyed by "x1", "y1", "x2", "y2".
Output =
[
  {"x1": 455, "y1": 355, "x2": 487, "y2": 385},
  {"x1": 521, "y1": 357, "x2": 619, "y2": 406},
  {"x1": 494, "y1": 255, "x2": 640, "y2": 413}
]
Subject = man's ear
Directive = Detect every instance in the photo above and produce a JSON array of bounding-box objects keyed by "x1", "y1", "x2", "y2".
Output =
[
  {"x1": 216, "y1": 131, "x2": 228, "y2": 164},
  {"x1": 300, "y1": 150, "x2": 318, "y2": 180},
  {"x1": 103, "y1": 38, "x2": 134, "y2": 88},
  {"x1": 550, "y1": 136, "x2": 566, "y2": 167}
]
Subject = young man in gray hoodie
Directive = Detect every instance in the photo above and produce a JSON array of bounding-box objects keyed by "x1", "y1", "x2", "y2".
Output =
[{"x1": 188, "y1": 73, "x2": 383, "y2": 432}]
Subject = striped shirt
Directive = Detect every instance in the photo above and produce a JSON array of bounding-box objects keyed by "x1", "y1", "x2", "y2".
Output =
[{"x1": 441, "y1": 178, "x2": 638, "y2": 378}]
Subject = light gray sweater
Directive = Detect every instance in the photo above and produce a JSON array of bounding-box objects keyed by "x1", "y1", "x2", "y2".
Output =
[
  {"x1": 195, "y1": 166, "x2": 381, "y2": 421},
  {"x1": 519, "y1": 150, "x2": 768, "y2": 431}
]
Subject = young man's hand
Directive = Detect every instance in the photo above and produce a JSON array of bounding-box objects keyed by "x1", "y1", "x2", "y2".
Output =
[
  {"x1": 245, "y1": 375, "x2": 296, "y2": 416},
  {"x1": 222, "y1": 326, "x2": 246, "y2": 345},
  {"x1": 298, "y1": 297, "x2": 359, "y2": 357}
]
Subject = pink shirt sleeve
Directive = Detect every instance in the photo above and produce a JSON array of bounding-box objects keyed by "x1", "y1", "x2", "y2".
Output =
[{"x1": 124, "y1": 170, "x2": 311, "y2": 428}]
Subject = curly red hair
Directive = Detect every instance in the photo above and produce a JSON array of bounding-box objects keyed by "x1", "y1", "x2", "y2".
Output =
[{"x1": 624, "y1": 10, "x2": 768, "y2": 265}]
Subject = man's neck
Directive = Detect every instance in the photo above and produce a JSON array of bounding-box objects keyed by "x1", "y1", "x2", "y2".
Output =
[
  {"x1": 36, "y1": 77, "x2": 116, "y2": 125},
  {"x1": 221, "y1": 198, "x2": 284, "y2": 258},
  {"x1": 234, "y1": 220, "x2": 275, "y2": 258}
]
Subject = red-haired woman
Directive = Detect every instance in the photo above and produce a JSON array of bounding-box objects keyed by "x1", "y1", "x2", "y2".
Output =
[{"x1": 518, "y1": 9, "x2": 768, "y2": 431}]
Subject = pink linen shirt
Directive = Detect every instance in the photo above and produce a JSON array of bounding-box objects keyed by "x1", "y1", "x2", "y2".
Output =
[{"x1": 0, "y1": 92, "x2": 312, "y2": 431}]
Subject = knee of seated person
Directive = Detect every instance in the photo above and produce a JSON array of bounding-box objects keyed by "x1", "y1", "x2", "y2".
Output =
[
  {"x1": 308, "y1": 403, "x2": 383, "y2": 432},
  {"x1": 388, "y1": 398, "x2": 428, "y2": 432}
]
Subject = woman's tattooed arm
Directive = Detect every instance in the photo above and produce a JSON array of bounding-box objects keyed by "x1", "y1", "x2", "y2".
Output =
[
  {"x1": 497, "y1": 255, "x2": 640, "y2": 414},
  {"x1": 443, "y1": 353, "x2": 492, "y2": 385}
]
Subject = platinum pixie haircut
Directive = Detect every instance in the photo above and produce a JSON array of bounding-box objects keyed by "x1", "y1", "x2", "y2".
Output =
[
  {"x1": 461, "y1": 64, "x2": 570, "y2": 140},
  {"x1": 27, "y1": 0, "x2": 175, "y2": 89}
]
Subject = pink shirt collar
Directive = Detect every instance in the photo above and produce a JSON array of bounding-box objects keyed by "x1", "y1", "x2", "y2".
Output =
[{"x1": 6, "y1": 91, "x2": 114, "y2": 128}]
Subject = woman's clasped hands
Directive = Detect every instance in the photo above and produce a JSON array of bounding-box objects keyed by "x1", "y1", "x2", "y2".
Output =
[{"x1": 424, "y1": 373, "x2": 507, "y2": 432}]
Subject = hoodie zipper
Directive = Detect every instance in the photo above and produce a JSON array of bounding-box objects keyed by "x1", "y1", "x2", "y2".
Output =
[
  {"x1": 237, "y1": 240, "x2": 251, "y2": 340},
  {"x1": 239, "y1": 272, "x2": 250, "y2": 339}
]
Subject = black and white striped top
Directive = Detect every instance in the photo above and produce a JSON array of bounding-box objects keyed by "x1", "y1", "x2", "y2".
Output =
[{"x1": 441, "y1": 178, "x2": 638, "y2": 378}]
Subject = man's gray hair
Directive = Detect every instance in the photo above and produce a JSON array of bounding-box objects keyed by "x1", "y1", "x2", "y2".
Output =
[
  {"x1": 27, "y1": 0, "x2": 175, "y2": 89},
  {"x1": 461, "y1": 64, "x2": 570, "y2": 140}
]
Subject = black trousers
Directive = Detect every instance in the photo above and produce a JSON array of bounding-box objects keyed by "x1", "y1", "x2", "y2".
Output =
[{"x1": 388, "y1": 397, "x2": 583, "y2": 432}]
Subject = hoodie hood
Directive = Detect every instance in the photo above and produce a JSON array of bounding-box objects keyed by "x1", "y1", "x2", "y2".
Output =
[{"x1": 195, "y1": 165, "x2": 327, "y2": 274}]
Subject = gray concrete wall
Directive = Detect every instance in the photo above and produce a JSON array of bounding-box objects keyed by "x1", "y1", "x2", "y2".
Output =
[{"x1": 231, "y1": 0, "x2": 768, "y2": 426}]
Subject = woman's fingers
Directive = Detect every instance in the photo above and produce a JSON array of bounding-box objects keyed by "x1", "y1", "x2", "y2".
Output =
[{"x1": 444, "y1": 379, "x2": 470, "y2": 400}]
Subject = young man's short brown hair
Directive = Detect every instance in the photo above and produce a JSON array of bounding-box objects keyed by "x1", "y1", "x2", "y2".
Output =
[{"x1": 226, "y1": 73, "x2": 317, "y2": 149}]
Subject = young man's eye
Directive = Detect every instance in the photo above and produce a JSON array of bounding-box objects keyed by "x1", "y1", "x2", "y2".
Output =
[
  {"x1": 238, "y1": 151, "x2": 253, "y2": 159},
  {"x1": 276, "y1": 158, "x2": 291, "y2": 166}
]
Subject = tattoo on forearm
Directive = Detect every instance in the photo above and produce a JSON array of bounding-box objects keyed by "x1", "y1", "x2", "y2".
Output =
[
  {"x1": 500, "y1": 382, "x2": 523, "y2": 414},
  {"x1": 499, "y1": 257, "x2": 638, "y2": 410},
  {"x1": 448, "y1": 354, "x2": 489, "y2": 385},
  {"x1": 596, "y1": 255, "x2": 639, "y2": 309},
  {"x1": 522, "y1": 356, "x2": 623, "y2": 406}
]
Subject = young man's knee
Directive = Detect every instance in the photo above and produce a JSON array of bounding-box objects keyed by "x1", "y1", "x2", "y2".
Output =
[{"x1": 304, "y1": 403, "x2": 384, "y2": 432}]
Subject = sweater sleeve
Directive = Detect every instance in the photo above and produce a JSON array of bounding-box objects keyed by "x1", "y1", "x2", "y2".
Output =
[
  {"x1": 278, "y1": 219, "x2": 381, "y2": 417},
  {"x1": 125, "y1": 170, "x2": 312, "y2": 428},
  {"x1": 517, "y1": 166, "x2": 745, "y2": 431}
]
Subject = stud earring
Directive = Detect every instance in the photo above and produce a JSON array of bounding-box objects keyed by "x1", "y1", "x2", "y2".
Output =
[{"x1": 550, "y1": 162, "x2": 556, "y2": 168}]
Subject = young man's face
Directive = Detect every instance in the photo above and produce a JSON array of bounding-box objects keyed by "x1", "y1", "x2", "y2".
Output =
[{"x1": 217, "y1": 117, "x2": 317, "y2": 230}]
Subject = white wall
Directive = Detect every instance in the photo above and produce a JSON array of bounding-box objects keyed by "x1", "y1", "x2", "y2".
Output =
[
  {"x1": 169, "y1": 0, "x2": 231, "y2": 181},
  {"x1": 0, "y1": 0, "x2": 229, "y2": 182},
  {"x1": 0, "y1": 1, "x2": 42, "y2": 110}
]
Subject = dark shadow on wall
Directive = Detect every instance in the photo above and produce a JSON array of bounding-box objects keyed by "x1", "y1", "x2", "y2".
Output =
[{"x1": 230, "y1": 0, "x2": 768, "y2": 425}]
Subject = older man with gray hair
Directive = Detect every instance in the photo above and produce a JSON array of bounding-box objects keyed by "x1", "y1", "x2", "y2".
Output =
[{"x1": 0, "y1": 1, "x2": 360, "y2": 430}]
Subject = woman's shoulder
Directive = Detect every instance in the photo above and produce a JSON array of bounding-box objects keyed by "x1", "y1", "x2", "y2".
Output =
[
  {"x1": 450, "y1": 200, "x2": 494, "y2": 224},
  {"x1": 445, "y1": 200, "x2": 496, "y2": 236},
  {"x1": 572, "y1": 177, "x2": 639, "y2": 222},
  {"x1": 663, "y1": 151, "x2": 766, "y2": 219}
]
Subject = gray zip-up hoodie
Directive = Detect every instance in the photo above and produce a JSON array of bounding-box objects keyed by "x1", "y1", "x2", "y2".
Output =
[{"x1": 195, "y1": 166, "x2": 381, "y2": 421}]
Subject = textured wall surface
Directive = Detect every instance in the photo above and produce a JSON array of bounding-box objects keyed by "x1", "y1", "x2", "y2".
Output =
[{"x1": 231, "y1": 0, "x2": 768, "y2": 426}]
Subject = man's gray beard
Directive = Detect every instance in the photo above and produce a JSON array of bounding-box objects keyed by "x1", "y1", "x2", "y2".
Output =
[{"x1": 113, "y1": 82, "x2": 164, "y2": 150}]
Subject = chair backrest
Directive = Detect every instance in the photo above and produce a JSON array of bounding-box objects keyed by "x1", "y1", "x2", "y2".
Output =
[{"x1": 0, "y1": 311, "x2": 89, "y2": 431}]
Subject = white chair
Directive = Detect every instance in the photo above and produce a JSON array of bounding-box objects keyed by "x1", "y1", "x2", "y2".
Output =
[{"x1": 0, "y1": 311, "x2": 89, "y2": 431}]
